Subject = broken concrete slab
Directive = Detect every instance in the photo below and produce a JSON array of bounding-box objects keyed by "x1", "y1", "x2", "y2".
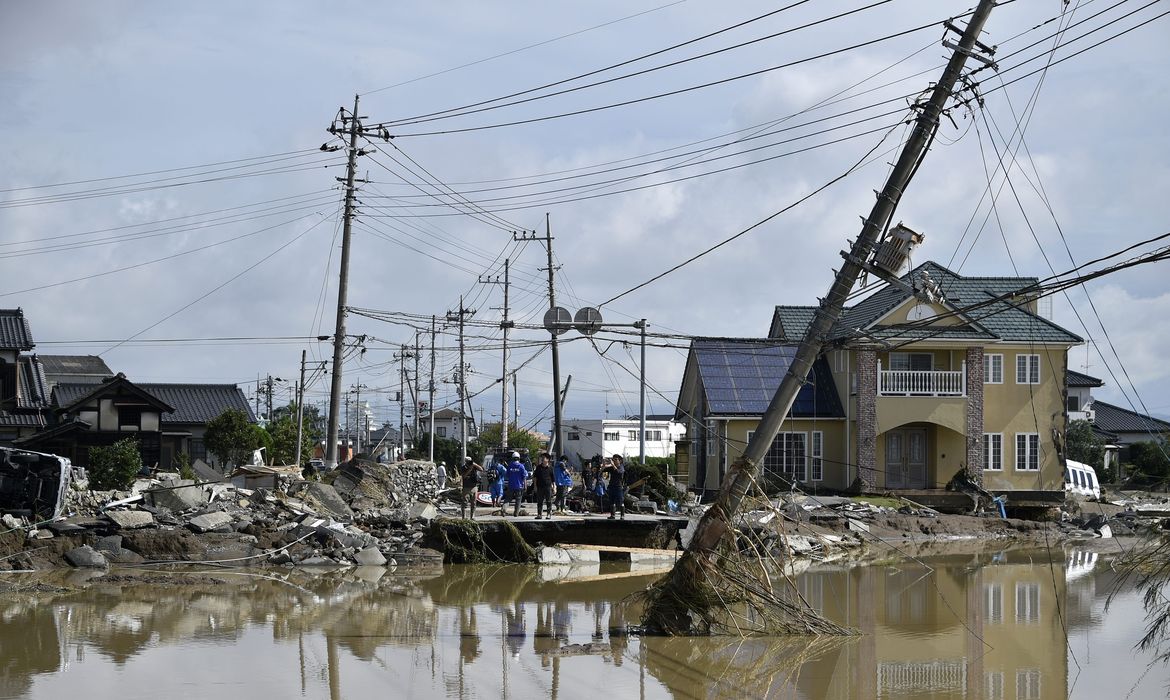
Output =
[
  {"x1": 408, "y1": 503, "x2": 437, "y2": 523},
  {"x1": 300, "y1": 482, "x2": 354, "y2": 520},
  {"x1": 65, "y1": 545, "x2": 108, "y2": 568},
  {"x1": 105, "y1": 510, "x2": 155, "y2": 530},
  {"x1": 538, "y1": 546, "x2": 574, "y2": 565},
  {"x1": 354, "y1": 546, "x2": 387, "y2": 566},
  {"x1": 188, "y1": 512, "x2": 234, "y2": 533},
  {"x1": 146, "y1": 483, "x2": 206, "y2": 512}
]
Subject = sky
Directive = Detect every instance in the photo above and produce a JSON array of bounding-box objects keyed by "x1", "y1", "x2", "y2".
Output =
[{"x1": 2, "y1": 0, "x2": 1169, "y2": 435}]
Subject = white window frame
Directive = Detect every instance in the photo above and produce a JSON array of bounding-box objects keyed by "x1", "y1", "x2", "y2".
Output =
[
  {"x1": 889, "y1": 352, "x2": 933, "y2": 371},
  {"x1": 985, "y1": 671, "x2": 1005, "y2": 700},
  {"x1": 984, "y1": 353, "x2": 1003, "y2": 384},
  {"x1": 627, "y1": 429, "x2": 638, "y2": 441},
  {"x1": 1015, "y1": 582, "x2": 1040, "y2": 624},
  {"x1": 603, "y1": 431, "x2": 619, "y2": 441},
  {"x1": 1016, "y1": 670, "x2": 1041, "y2": 700},
  {"x1": 984, "y1": 583, "x2": 1003, "y2": 624},
  {"x1": 567, "y1": 432, "x2": 580, "y2": 441},
  {"x1": 748, "y1": 430, "x2": 808, "y2": 482},
  {"x1": 1016, "y1": 354, "x2": 1040, "y2": 384},
  {"x1": 646, "y1": 429, "x2": 663, "y2": 441},
  {"x1": 706, "y1": 420, "x2": 717, "y2": 457},
  {"x1": 1015, "y1": 433, "x2": 1040, "y2": 471},
  {"x1": 810, "y1": 431, "x2": 824, "y2": 481},
  {"x1": 983, "y1": 433, "x2": 1003, "y2": 471}
]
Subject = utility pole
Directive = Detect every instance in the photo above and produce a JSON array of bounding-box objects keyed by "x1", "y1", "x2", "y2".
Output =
[
  {"x1": 429, "y1": 315, "x2": 436, "y2": 462},
  {"x1": 643, "y1": 0, "x2": 999, "y2": 635},
  {"x1": 255, "y1": 375, "x2": 262, "y2": 422},
  {"x1": 265, "y1": 374, "x2": 275, "y2": 424},
  {"x1": 295, "y1": 350, "x2": 307, "y2": 467},
  {"x1": 352, "y1": 383, "x2": 364, "y2": 454},
  {"x1": 515, "y1": 218, "x2": 562, "y2": 459},
  {"x1": 638, "y1": 320, "x2": 647, "y2": 465},
  {"x1": 324, "y1": 95, "x2": 373, "y2": 470},
  {"x1": 396, "y1": 345, "x2": 411, "y2": 459},
  {"x1": 413, "y1": 331, "x2": 421, "y2": 445},
  {"x1": 447, "y1": 297, "x2": 475, "y2": 463},
  {"x1": 479, "y1": 259, "x2": 512, "y2": 451}
]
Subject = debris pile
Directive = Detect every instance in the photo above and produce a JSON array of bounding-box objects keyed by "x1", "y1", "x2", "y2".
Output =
[{"x1": 0, "y1": 458, "x2": 446, "y2": 571}]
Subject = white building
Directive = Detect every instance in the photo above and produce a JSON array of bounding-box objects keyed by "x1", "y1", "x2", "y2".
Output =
[{"x1": 556, "y1": 415, "x2": 685, "y2": 466}]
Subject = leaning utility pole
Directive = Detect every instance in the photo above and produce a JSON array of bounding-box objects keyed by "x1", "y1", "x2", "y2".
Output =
[
  {"x1": 324, "y1": 95, "x2": 364, "y2": 470},
  {"x1": 515, "y1": 218, "x2": 562, "y2": 458},
  {"x1": 478, "y1": 259, "x2": 512, "y2": 451},
  {"x1": 429, "y1": 315, "x2": 436, "y2": 462},
  {"x1": 643, "y1": 0, "x2": 999, "y2": 635}
]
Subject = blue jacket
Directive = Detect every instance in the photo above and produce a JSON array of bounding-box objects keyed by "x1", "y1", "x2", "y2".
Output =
[
  {"x1": 554, "y1": 462, "x2": 573, "y2": 487},
  {"x1": 506, "y1": 461, "x2": 529, "y2": 491}
]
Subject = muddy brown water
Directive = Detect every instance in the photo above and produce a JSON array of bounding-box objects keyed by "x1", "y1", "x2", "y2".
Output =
[{"x1": 0, "y1": 545, "x2": 1161, "y2": 699}]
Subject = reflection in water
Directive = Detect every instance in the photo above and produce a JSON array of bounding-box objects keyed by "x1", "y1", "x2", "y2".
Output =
[{"x1": 0, "y1": 549, "x2": 1160, "y2": 699}]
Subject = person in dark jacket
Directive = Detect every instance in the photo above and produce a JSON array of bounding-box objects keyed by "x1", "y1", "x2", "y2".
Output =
[
  {"x1": 532, "y1": 453, "x2": 555, "y2": 519},
  {"x1": 505, "y1": 451, "x2": 529, "y2": 517},
  {"x1": 603, "y1": 454, "x2": 627, "y2": 520},
  {"x1": 459, "y1": 456, "x2": 483, "y2": 519}
]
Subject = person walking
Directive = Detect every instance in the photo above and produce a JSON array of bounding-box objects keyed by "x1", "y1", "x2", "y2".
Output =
[
  {"x1": 489, "y1": 457, "x2": 507, "y2": 510},
  {"x1": 554, "y1": 455, "x2": 573, "y2": 513},
  {"x1": 603, "y1": 454, "x2": 627, "y2": 520},
  {"x1": 532, "y1": 453, "x2": 555, "y2": 519},
  {"x1": 459, "y1": 456, "x2": 483, "y2": 519},
  {"x1": 505, "y1": 451, "x2": 529, "y2": 517},
  {"x1": 435, "y1": 461, "x2": 448, "y2": 491}
]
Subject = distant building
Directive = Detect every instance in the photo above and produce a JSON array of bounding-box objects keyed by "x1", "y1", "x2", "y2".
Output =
[
  {"x1": 1064, "y1": 368, "x2": 1170, "y2": 475},
  {"x1": 555, "y1": 416, "x2": 685, "y2": 467},
  {"x1": 39, "y1": 355, "x2": 113, "y2": 389},
  {"x1": 420, "y1": 407, "x2": 475, "y2": 441},
  {"x1": 0, "y1": 308, "x2": 48, "y2": 441}
]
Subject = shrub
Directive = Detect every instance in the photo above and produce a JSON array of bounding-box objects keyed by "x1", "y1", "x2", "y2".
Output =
[{"x1": 88, "y1": 438, "x2": 143, "y2": 491}]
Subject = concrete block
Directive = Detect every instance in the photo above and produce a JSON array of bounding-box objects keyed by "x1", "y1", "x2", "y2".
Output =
[
  {"x1": 354, "y1": 546, "x2": 387, "y2": 566},
  {"x1": 538, "y1": 546, "x2": 574, "y2": 565},
  {"x1": 303, "y1": 482, "x2": 354, "y2": 520},
  {"x1": 188, "y1": 512, "x2": 234, "y2": 533},
  {"x1": 408, "y1": 503, "x2": 437, "y2": 523},
  {"x1": 628, "y1": 550, "x2": 681, "y2": 566},
  {"x1": 105, "y1": 510, "x2": 155, "y2": 530},
  {"x1": 65, "y1": 545, "x2": 108, "y2": 568},
  {"x1": 147, "y1": 484, "x2": 206, "y2": 512},
  {"x1": 564, "y1": 548, "x2": 600, "y2": 564}
]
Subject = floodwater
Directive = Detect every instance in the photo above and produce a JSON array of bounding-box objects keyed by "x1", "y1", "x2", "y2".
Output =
[{"x1": 0, "y1": 546, "x2": 1163, "y2": 700}]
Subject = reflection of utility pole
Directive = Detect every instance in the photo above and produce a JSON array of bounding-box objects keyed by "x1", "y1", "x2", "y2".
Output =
[
  {"x1": 447, "y1": 297, "x2": 475, "y2": 462},
  {"x1": 516, "y1": 219, "x2": 561, "y2": 458}
]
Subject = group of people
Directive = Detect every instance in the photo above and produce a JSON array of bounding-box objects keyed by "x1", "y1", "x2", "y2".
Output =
[{"x1": 437, "y1": 451, "x2": 630, "y2": 520}]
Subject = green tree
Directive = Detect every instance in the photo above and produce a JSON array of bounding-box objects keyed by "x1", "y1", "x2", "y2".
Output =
[
  {"x1": 406, "y1": 433, "x2": 461, "y2": 466},
  {"x1": 1126, "y1": 439, "x2": 1170, "y2": 486},
  {"x1": 1066, "y1": 419, "x2": 1106, "y2": 469},
  {"x1": 204, "y1": 408, "x2": 264, "y2": 467},
  {"x1": 473, "y1": 423, "x2": 541, "y2": 460},
  {"x1": 266, "y1": 414, "x2": 316, "y2": 466},
  {"x1": 88, "y1": 437, "x2": 143, "y2": 491}
]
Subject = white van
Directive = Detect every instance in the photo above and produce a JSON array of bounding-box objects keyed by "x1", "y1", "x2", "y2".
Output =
[{"x1": 1065, "y1": 459, "x2": 1101, "y2": 500}]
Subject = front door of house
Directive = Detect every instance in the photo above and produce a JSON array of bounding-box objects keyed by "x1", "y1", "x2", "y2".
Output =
[{"x1": 885, "y1": 428, "x2": 927, "y2": 489}]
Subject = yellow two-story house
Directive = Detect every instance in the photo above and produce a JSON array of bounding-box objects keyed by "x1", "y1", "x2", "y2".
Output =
[{"x1": 677, "y1": 262, "x2": 1080, "y2": 500}]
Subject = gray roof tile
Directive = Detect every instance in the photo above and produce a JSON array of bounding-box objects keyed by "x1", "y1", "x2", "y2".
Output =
[
  {"x1": 38, "y1": 355, "x2": 113, "y2": 377},
  {"x1": 1067, "y1": 370, "x2": 1103, "y2": 388},
  {"x1": 0, "y1": 309, "x2": 34, "y2": 350},
  {"x1": 1091, "y1": 400, "x2": 1170, "y2": 435}
]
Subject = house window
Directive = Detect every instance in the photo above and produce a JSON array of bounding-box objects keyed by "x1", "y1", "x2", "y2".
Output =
[
  {"x1": 567, "y1": 432, "x2": 580, "y2": 441},
  {"x1": 603, "y1": 431, "x2": 619, "y2": 441},
  {"x1": 983, "y1": 433, "x2": 1003, "y2": 471},
  {"x1": 749, "y1": 430, "x2": 807, "y2": 481},
  {"x1": 585, "y1": 431, "x2": 592, "y2": 437},
  {"x1": 984, "y1": 353, "x2": 1003, "y2": 384},
  {"x1": 646, "y1": 430, "x2": 662, "y2": 441},
  {"x1": 627, "y1": 429, "x2": 638, "y2": 441},
  {"x1": 984, "y1": 583, "x2": 1003, "y2": 623},
  {"x1": 436, "y1": 426, "x2": 447, "y2": 437},
  {"x1": 1066, "y1": 395, "x2": 1080, "y2": 412},
  {"x1": 1015, "y1": 582, "x2": 1040, "y2": 623},
  {"x1": 810, "y1": 431, "x2": 823, "y2": 481},
  {"x1": 188, "y1": 439, "x2": 207, "y2": 462},
  {"x1": 118, "y1": 406, "x2": 143, "y2": 430},
  {"x1": 985, "y1": 672, "x2": 1005, "y2": 700},
  {"x1": 889, "y1": 352, "x2": 933, "y2": 371},
  {"x1": 1016, "y1": 433, "x2": 1040, "y2": 471},
  {"x1": 1016, "y1": 354, "x2": 1040, "y2": 384},
  {"x1": 706, "y1": 421, "x2": 717, "y2": 457}
]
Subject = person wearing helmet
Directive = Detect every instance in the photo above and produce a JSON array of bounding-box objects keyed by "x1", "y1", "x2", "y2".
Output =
[
  {"x1": 435, "y1": 461, "x2": 448, "y2": 491},
  {"x1": 505, "y1": 451, "x2": 529, "y2": 517}
]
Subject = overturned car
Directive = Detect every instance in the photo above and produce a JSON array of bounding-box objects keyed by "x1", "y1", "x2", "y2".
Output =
[{"x1": 0, "y1": 446, "x2": 71, "y2": 520}]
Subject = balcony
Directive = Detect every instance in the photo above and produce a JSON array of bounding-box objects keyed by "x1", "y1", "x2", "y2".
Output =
[{"x1": 878, "y1": 360, "x2": 966, "y2": 397}]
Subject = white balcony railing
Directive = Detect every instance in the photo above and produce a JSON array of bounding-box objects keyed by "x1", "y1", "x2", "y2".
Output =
[{"x1": 878, "y1": 360, "x2": 966, "y2": 397}]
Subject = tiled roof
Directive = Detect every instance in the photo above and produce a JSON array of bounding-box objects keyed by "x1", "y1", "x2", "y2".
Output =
[
  {"x1": 38, "y1": 355, "x2": 113, "y2": 377},
  {"x1": 1067, "y1": 370, "x2": 1103, "y2": 387},
  {"x1": 1091, "y1": 400, "x2": 1170, "y2": 435},
  {"x1": 0, "y1": 411, "x2": 46, "y2": 428},
  {"x1": 15, "y1": 357, "x2": 49, "y2": 409},
  {"x1": 138, "y1": 384, "x2": 253, "y2": 425},
  {"x1": 0, "y1": 309, "x2": 34, "y2": 351},
  {"x1": 690, "y1": 339, "x2": 844, "y2": 418},
  {"x1": 768, "y1": 261, "x2": 1081, "y2": 345}
]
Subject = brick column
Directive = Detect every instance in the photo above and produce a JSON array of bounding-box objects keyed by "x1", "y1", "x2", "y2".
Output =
[
  {"x1": 965, "y1": 346, "x2": 985, "y2": 483},
  {"x1": 856, "y1": 349, "x2": 878, "y2": 489}
]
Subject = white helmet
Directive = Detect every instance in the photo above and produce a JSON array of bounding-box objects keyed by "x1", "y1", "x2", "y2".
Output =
[
  {"x1": 439, "y1": 461, "x2": 446, "y2": 467},
  {"x1": 511, "y1": 451, "x2": 520, "y2": 459}
]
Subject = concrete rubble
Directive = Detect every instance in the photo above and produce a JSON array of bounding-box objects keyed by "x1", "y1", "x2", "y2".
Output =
[{"x1": 0, "y1": 458, "x2": 447, "y2": 571}]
